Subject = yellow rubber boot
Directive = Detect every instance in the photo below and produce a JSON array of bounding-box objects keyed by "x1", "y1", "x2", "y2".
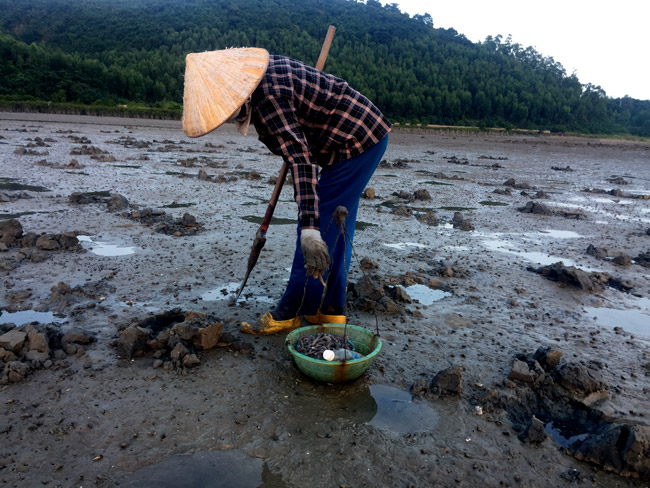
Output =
[
  {"x1": 303, "y1": 310, "x2": 346, "y2": 324},
  {"x1": 241, "y1": 312, "x2": 301, "y2": 335}
]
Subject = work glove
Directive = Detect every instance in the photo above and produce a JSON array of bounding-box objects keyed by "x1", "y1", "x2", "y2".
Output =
[{"x1": 301, "y1": 229, "x2": 330, "y2": 280}]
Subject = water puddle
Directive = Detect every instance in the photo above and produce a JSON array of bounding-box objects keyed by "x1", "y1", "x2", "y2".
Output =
[
  {"x1": 0, "y1": 178, "x2": 50, "y2": 192},
  {"x1": 584, "y1": 297, "x2": 650, "y2": 337},
  {"x1": 537, "y1": 229, "x2": 583, "y2": 239},
  {"x1": 77, "y1": 235, "x2": 137, "y2": 256},
  {"x1": 422, "y1": 180, "x2": 453, "y2": 186},
  {"x1": 160, "y1": 202, "x2": 195, "y2": 208},
  {"x1": 201, "y1": 282, "x2": 275, "y2": 304},
  {"x1": 0, "y1": 310, "x2": 66, "y2": 326},
  {"x1": 119, "y1": 450, "x2": 287, "y2": 488},
  {"x1": 438, "y1": 206, "x2": 476, "y2": 211},
  {"x1": 544, "y1": 420, "x2": 589, "y2": 448},
  {"x1": 242, "y1": 215, "x2": 295, "y2": 225},
  {"x1": 479, "y1": 200, "x2": 509, "y2": 206},
  {"x1": 482, "y1": 239, "x2": 587, "y2": 269},
  {"x1": 368, "y1": 384, "x2": 439, "y2": 433},
  {"x1": 355, "y1": 220, "x2": 377, "y2": 231},
  {"x1": 112, "y1": 164, "x2": 142, "y2": 168},
  {"x1": 383, "y1": 242, "x2": 427, "y2": 251},
  {"x1": 401, "y1": 284, "x2": 452, "y2": 305}
]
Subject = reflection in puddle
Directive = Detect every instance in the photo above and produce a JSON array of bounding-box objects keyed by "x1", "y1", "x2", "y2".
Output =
[
  {"x1": 201, "y1": 282, "x2": 275, "y2": 304},
  {"x1": 383, "y1": 242, "x2": 427, "y2": 251},
  {"x1": 287, "y1": 383, "x2": 437, "y2": 434},
  {"x1": 0, "y1": 310, "x2": 66, "y2": 326},
  {"x1": 438, "y1": 206, "x2": 476, "y2": 211},
  {"x1": 402, "y1": 284, "x2": 452, "y2": 305},
  {"x1": 368, "y1": 384, "x2": 438, "y2": 433},
  {"x1": 545, "y1": 421, "x2": 589, "y2": 448},
  {"x1": 584, "y1": 297, "x2": 650, "y2": 337},
  {"x1": 77, "y1": 235, "x2": 137, "y2": 256},
  {"x1": 119, "y1": 450, "x2": 287, "y2": 488}
]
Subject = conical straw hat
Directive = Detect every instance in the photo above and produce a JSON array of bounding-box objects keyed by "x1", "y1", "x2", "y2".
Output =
[{"x1": 182, "y1": 47, "x2": 269, "y2": 138}]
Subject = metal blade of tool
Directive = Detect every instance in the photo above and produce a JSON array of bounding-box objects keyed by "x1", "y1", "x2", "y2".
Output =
[{"x1": 230, "y1": 25, "x2": 336, "y2": 306}]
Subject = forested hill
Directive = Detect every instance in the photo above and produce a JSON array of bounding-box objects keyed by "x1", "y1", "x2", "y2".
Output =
[{"x1": 1, "y1": 0, "x2": 649, "y2": 136}]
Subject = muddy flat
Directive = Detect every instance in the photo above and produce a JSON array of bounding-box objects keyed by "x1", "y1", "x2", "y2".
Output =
[{"x1": 1, "y1": 113, "x2": 649, "y2": 487}]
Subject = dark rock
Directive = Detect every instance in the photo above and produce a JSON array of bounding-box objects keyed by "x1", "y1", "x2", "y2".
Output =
[
  {"x1": 0, "y1": 330, "x2": 27, "y2": 351},
  {"x1": 21, "y1": 232, "x2": 38, "y2": 247},
  {"x1": 556, "y1": 362, "x2": 608, "y2": 396},
  {"x1": 430, "y1": 366, "x2": 463, "y2": 395},
  {"x1": 392, "y1": 286, "x2": 412, "y2": 303},
  {"x1": 570, "y1": 424, "x2": 650, "y2": 479},
  {"x1": 62, "y1": 327, "x2": 95, "y2": 345},
  {"x1": 533, "y1": 346, "x2": 562, "y2": 371},
  {"x1": 519, "y1": 201, "x2": 552, "y2": 215},
  {"x1": 519, "y1": 416, "x2": 547, "y2": 444},
  {"x1": 108, "y1": 194, "x2": 129, "y2": 212},
  {"x1": 419, "y1": 211, "x2": 438, "y2": 226},
  {"x1": 392, "y1": 205, "x2": 413, "y2": 217},
  {"x1": 180, "y1": 213, "x2": 197, "y2": 226},
  {"x1": 533, "y1": 262, "x2": 605, "y2": 291},
  {"x1": 182, "y1": 353, "x2": 200, "y2": 367},
  {"x1": 392, "y1": 190, "x2": 411, "y2": 200},
  {"x1": 117, "y1": 327, "x2": 151, "y2": 359},
  {"x1": 7, "y1": 361, "x2": 30, "y2": 383},
  {"x1": 411, "y1": 377, "x2": 428, "y2": 395},
  {"x1": 460, "y1": 220, "x2": 475, "y2": 231},
  {"x1": 413, "y1": 189, "x2": 432, "y2": 201},
  {"x1": 356, "y1": 275, "x2": 385, "y2": 301},
  {"x1": 504, "y1": 178, "x2": 516, "y2": 187},
  {"x1": 56, "y1": 233, "x2": 80, "y2": 249},
  {"x1": 0, "y1": 219, "x2": 24, "y2": 247},
  {"x1": 198, "y1": 168, "x2": 210, "y2": 181},
  {"x1": 612, "y1": 254, "x2": 632, "y2": 267},
  {"x1": 509, "y1": 359, "x2": 535, "y2": 383},
  {"x1": 635, "y1": 252, "x2": 650, "y2": 268},
  {"x1": 170, "y1": 343, "x2": 189, "y2": 362},
  {"x1": 36, "y1": 235, "x2": 61, "y2": 251},
  {"x1": 586, "y1": 244, "x2": 609, "y2": 260},
  {"x1": 194, "y1": 322, "x2": 224, "y2": 350},
  {"x1": 359, "y1": 257, "x2": 378, "y2": 270}
]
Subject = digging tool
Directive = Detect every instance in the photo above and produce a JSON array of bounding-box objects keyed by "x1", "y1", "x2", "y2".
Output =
[{"x1": 230, "y1": 25, "x2": 336, "y2": 306}]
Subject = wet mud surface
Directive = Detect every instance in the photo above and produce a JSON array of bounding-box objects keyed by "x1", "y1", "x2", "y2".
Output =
[{"x1": 1, "y1": 113, "x2": 650, "y2": 487}]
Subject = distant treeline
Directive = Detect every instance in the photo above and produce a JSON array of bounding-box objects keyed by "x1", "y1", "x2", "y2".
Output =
[{"x1": 1, "y1": 0, "x2": 649, "y2": 136}]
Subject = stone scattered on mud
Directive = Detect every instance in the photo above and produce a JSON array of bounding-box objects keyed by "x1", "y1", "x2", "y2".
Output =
[
  {"x1": 0, "y1": 322, "x2": 94, "y2": 384},
  {"x1": 413, "y1": 188, "x2": 432, "y2": 201},
  {"x1": 451, "y1": 212, "x2": 474, "y2": 231},
  {"x1": 504, "y1": 178, "x2": 533, "y2": 190},
  {"x1": 491, "y1": 348, "x2": 650, "y2": 480},
  {"x1": 347, "y1": 275, "x2": 403, "y2": 314},
  {"x1": 115, "y1": 310, "x2": 236, "y2": 371},
  {"x1": 518, "y1": 201, "x2": 552, "y2": 215},
  {"x1": 527, "y1": 261, "x2": 631, "y2": 293},
  {"x1": 518, "y1": 416, "x2": 548, "y2": 444},
  {"x1": 0, "y1": 219, "x2": 83, "y2": 259},
  {"x1": 583, "y1": 187, "x2": 649, "y2": 200},
  {"x1": 361, "y1": 188, "x2": 375, "y2": 199},
  {"x1": 570, "y1": 424, "x2": 650, "y2": 479},
  {"x1": 419, "y1": 211, "x2": 439, "y2": 226}
]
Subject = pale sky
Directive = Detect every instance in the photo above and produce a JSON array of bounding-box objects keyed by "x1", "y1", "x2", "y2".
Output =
[{"x1": 381, "y1": 1, "x2": 650, "y2": 100}]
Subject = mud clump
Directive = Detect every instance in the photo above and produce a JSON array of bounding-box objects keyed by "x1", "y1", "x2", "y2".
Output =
[
  {"x1": 40, "y1": 280, "x2": 116, "y2": 313},
  {"x1": 504, "y1": 178, "x2": 533, "y2": 190},
  {"x1": 0, "y1": 322, "x2": 95, "y2": 384},
  {"x1": 361, "y1": 188, "x2": 375, "y2": 199},
  {"x1": 419, "y1": 211, "x2": 439, "y2": 226},
  {"x1": 115, "y1": 310, "x2": 248, "y2": 372},
  {"x1": 412, "y1": 365, "x2": 463, "y2": 397},
  {"x1": 488, "y1": 347, "x2": 650, "y2": 480}
]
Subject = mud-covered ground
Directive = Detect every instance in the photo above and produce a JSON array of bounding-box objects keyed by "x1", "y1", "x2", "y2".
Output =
[{"x1": 1, "y1": 113, "x2": 649, "y2": 488}]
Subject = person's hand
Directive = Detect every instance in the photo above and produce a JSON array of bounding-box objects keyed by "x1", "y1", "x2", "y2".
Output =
[{"x1": 301, "y1": 229, "x2": 330, "y2": 283}]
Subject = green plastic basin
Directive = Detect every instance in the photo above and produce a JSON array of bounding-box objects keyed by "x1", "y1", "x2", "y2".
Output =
[{"x1": 286, "y1": 324, "x2": 382, "y2": 383}]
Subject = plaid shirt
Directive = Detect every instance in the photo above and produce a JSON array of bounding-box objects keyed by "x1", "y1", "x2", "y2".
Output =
[{"x1": 251, "y1": 55, "x2": 391, "y2": 230}]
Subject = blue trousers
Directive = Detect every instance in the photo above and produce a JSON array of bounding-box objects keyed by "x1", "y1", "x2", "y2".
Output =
[{"x1": 274, "y1": 134, "x2": 389, "y2": 318}]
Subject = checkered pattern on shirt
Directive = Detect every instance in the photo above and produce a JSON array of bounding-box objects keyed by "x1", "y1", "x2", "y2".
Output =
[{"x1": 251, "y1": 55, "x2": 391, "y2": 230}]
